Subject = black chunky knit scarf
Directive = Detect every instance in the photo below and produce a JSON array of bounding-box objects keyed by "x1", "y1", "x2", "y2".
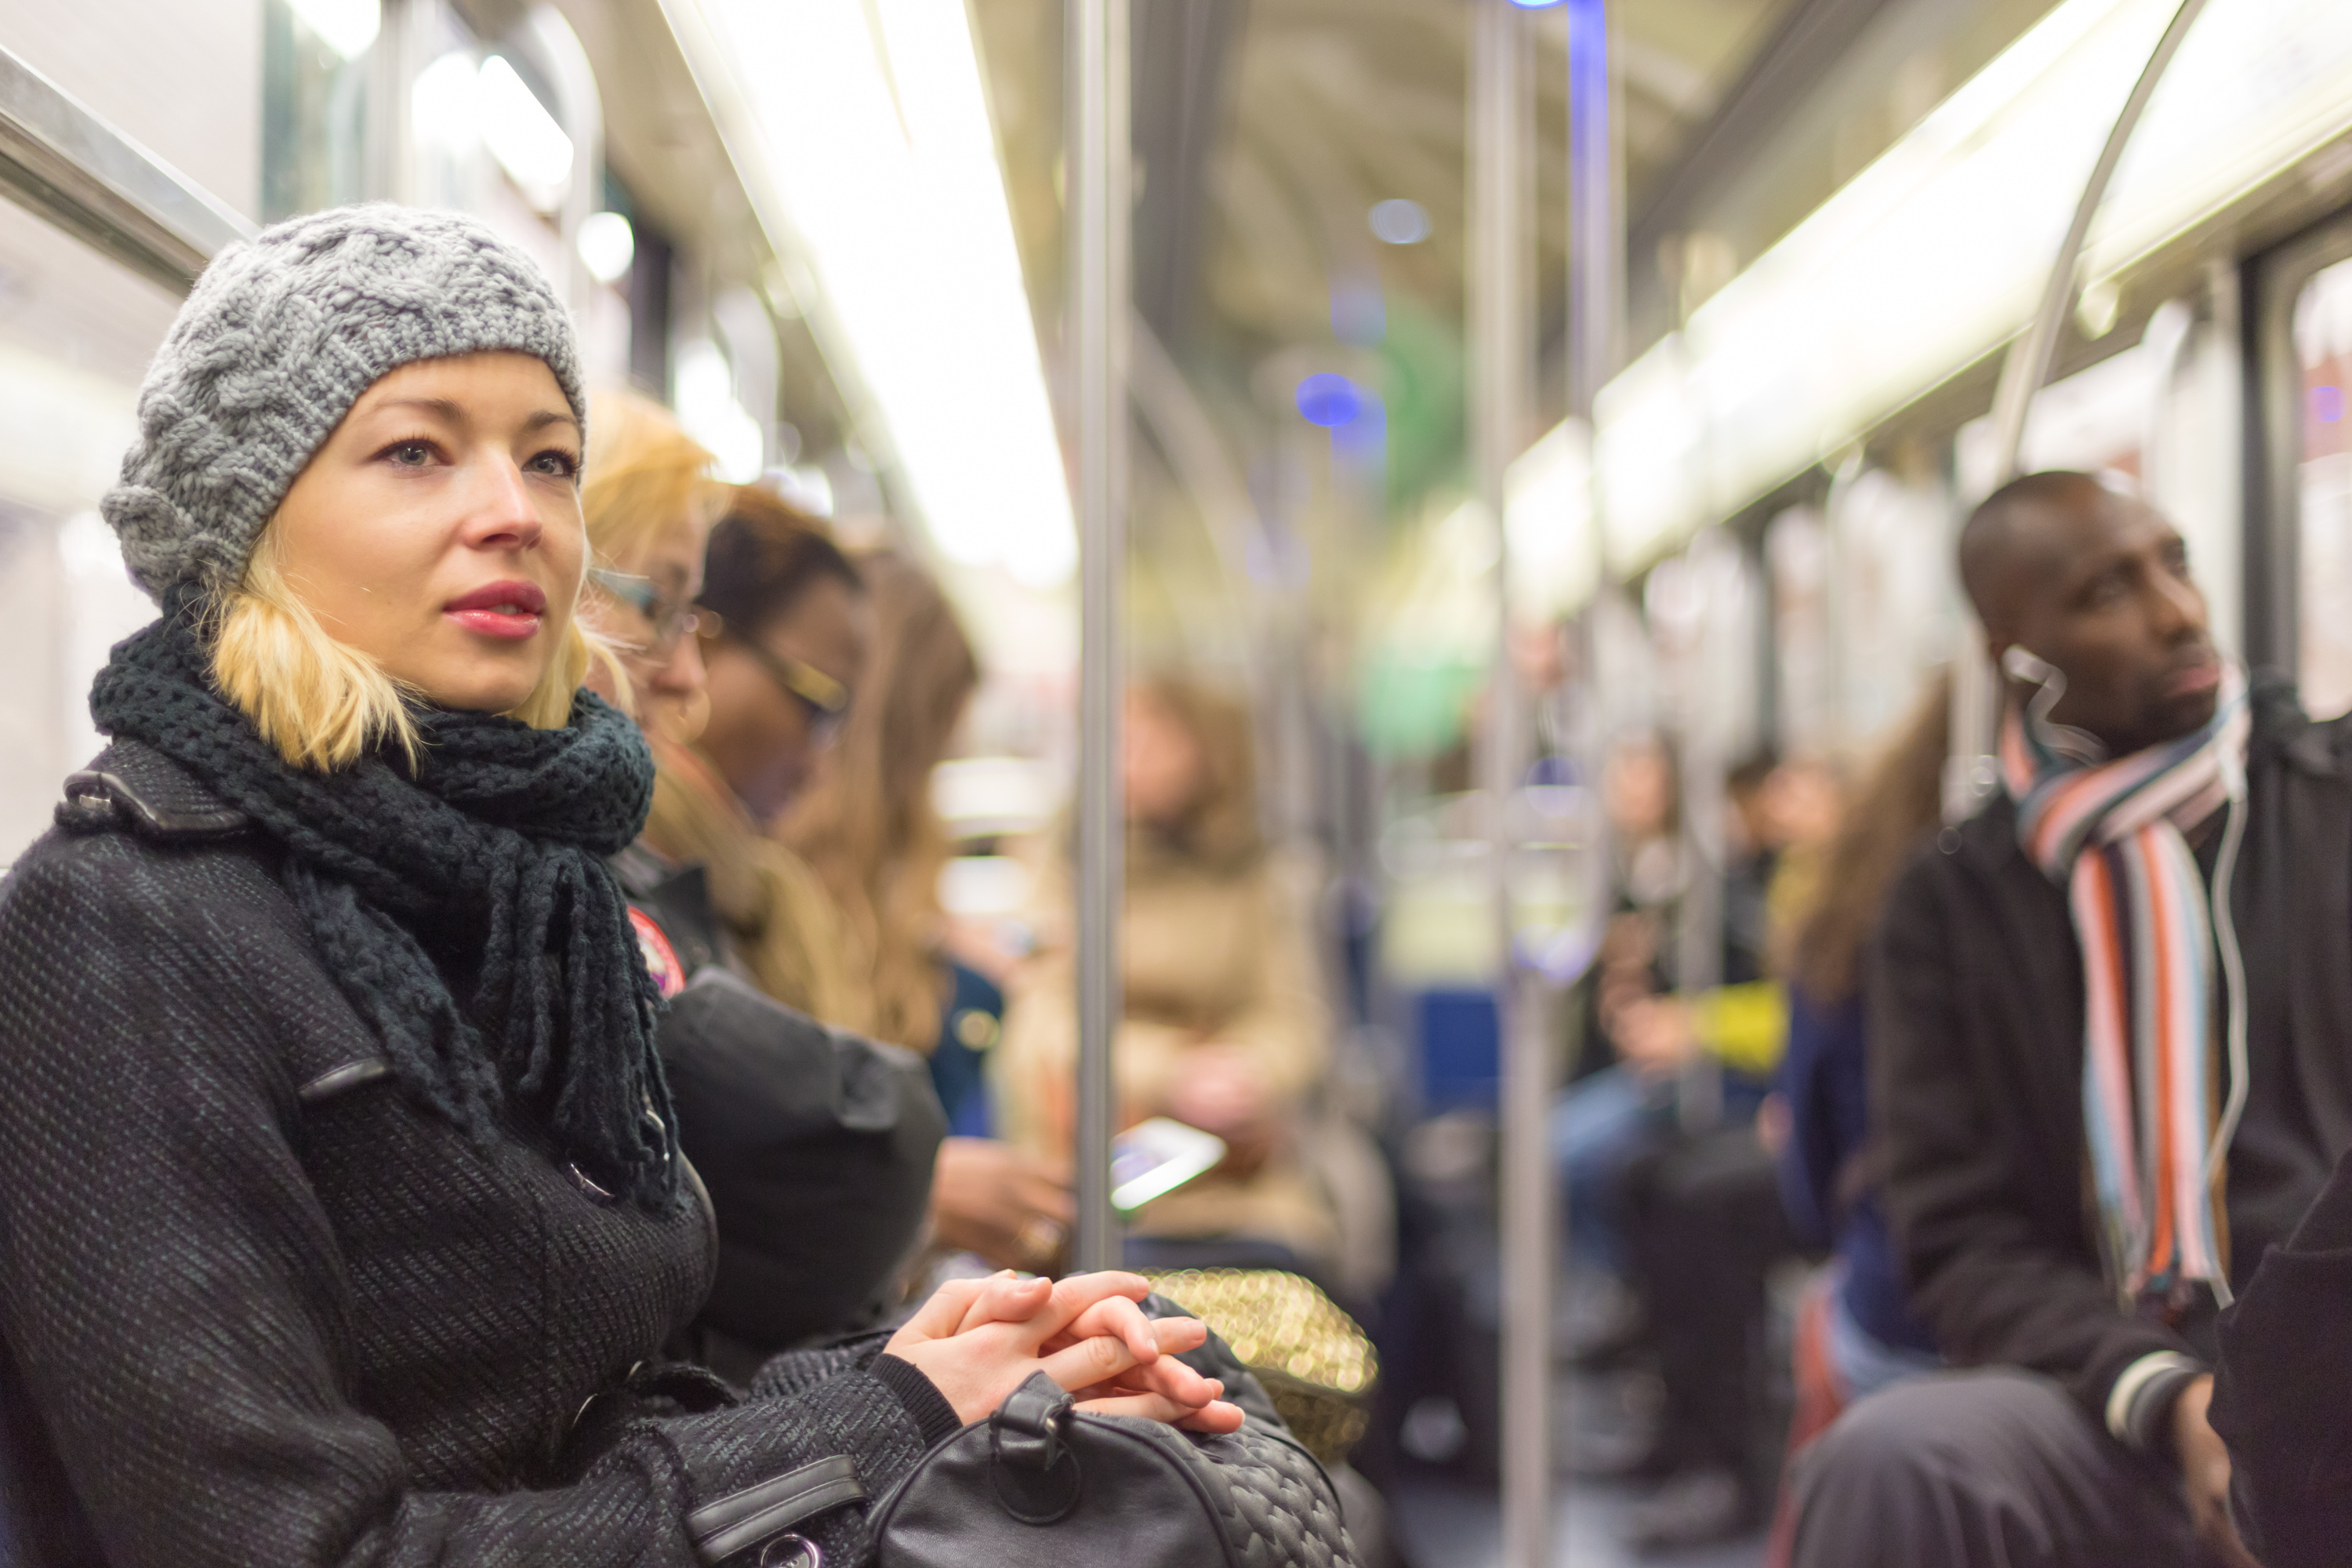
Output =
[{"x1": 89, "y1": 597, "x2": 681, "y2": 1209}]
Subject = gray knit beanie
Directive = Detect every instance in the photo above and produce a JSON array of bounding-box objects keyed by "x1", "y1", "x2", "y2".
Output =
[{"x1": 102, "y1": 203, "x2": 586, "y2": 601}]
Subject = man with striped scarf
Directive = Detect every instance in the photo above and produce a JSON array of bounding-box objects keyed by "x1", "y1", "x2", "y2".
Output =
[{"x1": 1791, "y1": 471, "x2": 2352, "y2": 1567}]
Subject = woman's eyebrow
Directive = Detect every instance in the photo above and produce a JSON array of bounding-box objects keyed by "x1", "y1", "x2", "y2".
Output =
[
  {"x1": 371, "y1": 396, "x2": 466, "y2": 424},
  {"x1": 521, "y1": 409, "x2": 581, "y2": 434}
]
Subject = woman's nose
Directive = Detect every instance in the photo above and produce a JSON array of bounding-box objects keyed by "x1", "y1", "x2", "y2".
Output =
[
  {"x1": 652, "y1": 629, "x2": 706, "y2": 695},
  {"x1": 463, "y1": 456, "x2": 545, "y2": 551}
]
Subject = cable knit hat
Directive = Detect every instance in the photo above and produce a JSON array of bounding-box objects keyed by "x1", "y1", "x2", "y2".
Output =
[{"x1": 102, "y1": 203, "x2": 585, "y2": 600}]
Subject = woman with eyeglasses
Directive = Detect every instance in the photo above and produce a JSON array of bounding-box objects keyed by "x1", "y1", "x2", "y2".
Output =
[
  {"x1": 636, "y1": 485, "x2": 870, "y2": 1023},
  {"x1": 567, "y1": 390, "x2": 943, "y2": 1377}
]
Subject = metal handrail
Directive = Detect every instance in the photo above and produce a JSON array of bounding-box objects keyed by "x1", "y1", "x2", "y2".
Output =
[
  {"x1": 1947, "y1": 0, "x2": 2211, "y2": 823},
  {"x1": 0, "y1": 44, "x2": 254, "y2": 293}
]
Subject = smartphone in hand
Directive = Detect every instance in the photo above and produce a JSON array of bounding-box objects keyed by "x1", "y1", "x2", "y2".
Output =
[{"x1": 1110, "y1": 1118, "x2": 1228, "y2": 1213}]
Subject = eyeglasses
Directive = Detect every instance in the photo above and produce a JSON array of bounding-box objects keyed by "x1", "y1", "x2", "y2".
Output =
[
  {"x1": 696, "y1": 610, "x2": 855, "y2": 745},
  {"x1": 587, "y1": 567, "x2": 710, "y2": 656}
]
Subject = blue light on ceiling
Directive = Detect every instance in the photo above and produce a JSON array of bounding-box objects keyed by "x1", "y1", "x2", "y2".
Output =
[{"x1": 1295, "y1": 372, "x2": 1366, "y2": 428}]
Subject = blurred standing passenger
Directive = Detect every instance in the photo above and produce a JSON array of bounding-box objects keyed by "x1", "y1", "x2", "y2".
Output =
[
  {"x1": 1791, "y1": 472, "x2": 2352, "y2": 1568},
  {"x1": 778, "y1": 551, "x2": 1077, "y2": 1272},
  {"x1": 996, "y1": 677, "x2": 1341, "y2": 1272}
]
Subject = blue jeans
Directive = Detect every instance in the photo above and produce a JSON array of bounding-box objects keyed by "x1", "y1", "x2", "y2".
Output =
[{"x1": 1549, "y1": 1065, "x2": 1674, "y2": 1276}]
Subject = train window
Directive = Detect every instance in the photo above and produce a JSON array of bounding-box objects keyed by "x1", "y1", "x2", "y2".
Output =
[
  {"x1": 2296, "y1": 254, "x2": 2352, "y2": 719},
  {"x1": 0, "y1": 199, "x2": 178, "y2": 867}
]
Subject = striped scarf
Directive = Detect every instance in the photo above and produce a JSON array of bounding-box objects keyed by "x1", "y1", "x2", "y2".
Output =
[{"x1": 2002, "y1": 663, "x2": 2250, "y2": 1304}]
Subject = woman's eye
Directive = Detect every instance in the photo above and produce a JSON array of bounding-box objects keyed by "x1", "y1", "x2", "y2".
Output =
[
  {"x1": 385, "y1": 440, "x2": 435, "y2": 467},
  {"x1": 528, "y1": 449, "x2": 581, "y2": 479}
]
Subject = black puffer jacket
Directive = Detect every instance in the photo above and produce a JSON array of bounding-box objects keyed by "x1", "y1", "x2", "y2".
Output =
[{"x1": 0, "y1": 740, "x2": 957, "y2": 1567}]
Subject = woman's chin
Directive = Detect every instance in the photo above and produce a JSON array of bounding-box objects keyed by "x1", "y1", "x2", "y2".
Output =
[{"x1": 410, "y1": 673, "x2": 547, "y2": 717}]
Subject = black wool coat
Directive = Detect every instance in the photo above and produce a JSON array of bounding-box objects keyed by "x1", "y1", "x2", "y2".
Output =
[
  {"x1": 0, "y1": 740, "x2": 955, "y2": 1568},
  {"x1": 1867, "y1": 682, "x2": 2352, "y2": 1428}
]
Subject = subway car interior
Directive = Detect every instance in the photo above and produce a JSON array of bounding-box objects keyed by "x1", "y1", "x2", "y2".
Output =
[{"x1": 5, "y1": 0, "x2": 2352, "y2": 1565}]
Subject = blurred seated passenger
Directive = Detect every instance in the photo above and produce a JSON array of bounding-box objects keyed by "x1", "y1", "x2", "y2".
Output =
[
  {"x1": 1790, "y1": 472, "x2": 2352, "y2": 1568},
  {"x1": 0, "y1": 207, "x2": 1234, "y2": 1568},
  {"x1": 1776, "y1": 677, "x2": 1947, "y2": 1434},
  {"x1": 779, "y1": 551, "x2": 1080, "y2": 1270},
  {"x1": 575, "y1": 393, "x2": 942, "y2": 1374},
  {"x1": 641, "y1": 485, "x2": 869, "y2": 1021},
  {"x1": 1755, "y1": 675, "x2": 1949, "y2": 1562},
  {"x1": 1599, "y1": 756, "x2": 1842, "y2": 1550},
  {"x1": 1551, "y1": 735, "x2": 1687, "y2": 1295},
  {"x1": 1557, "y1": 738, "x2": 1804, "y2": 1355},
  {"x1": 996, "y1": 677, "x2": 1342, "y2": 1275}
]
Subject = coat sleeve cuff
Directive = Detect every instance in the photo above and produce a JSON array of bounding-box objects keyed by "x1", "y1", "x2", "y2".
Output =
[
  {"x1": 2105, "y1": 1350, "x2": 2204, "y2": 1452},
  {"x1": 873, "y1": 1353, "x2": 963, "y2": 1446}
]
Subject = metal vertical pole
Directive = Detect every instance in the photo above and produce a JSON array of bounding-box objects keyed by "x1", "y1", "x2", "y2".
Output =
[
  {"x1": 1567, "y1": 0, "x2": 1621, "y2": 959},
  {"x1": 1069, "y1": 0, "x2": 1131, "y2": 1275},
  {"x1": 1473, "y1": 5, "x2": 1548, "y2": 1564}
]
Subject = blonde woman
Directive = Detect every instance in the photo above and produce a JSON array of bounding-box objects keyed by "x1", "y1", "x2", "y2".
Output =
[{"x1": 0, "y1": 206, "x2": 1233, "y2": 1568}]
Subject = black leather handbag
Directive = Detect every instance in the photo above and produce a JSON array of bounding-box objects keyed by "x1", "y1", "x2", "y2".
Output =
[
  {"x1": 700, "y1": 1299, "x2": 1359, "y2": 1568},
  {"x1": 869, "y1": 1367, "x2": 1357, "y2": 1568}
]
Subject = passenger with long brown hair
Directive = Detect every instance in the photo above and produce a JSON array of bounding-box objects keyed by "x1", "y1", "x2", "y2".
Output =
[
  {"x1": 1773, "y1": 675, "x2": 1948, "y2": 1468},
  {"x1": 781, "y1": 550, "x2": 978, "y2": 1053},
  {"x1": 778, "y1": 551, "x2": 1076, "y2": 1271}
]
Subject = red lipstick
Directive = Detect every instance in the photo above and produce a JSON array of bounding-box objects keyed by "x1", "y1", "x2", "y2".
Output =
[{"x1": 445, "y1": 579, "x2": 548, "y2": 641}]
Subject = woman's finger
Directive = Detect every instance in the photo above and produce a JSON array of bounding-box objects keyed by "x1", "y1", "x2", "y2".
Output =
[
  {"x1": 1017, "y1": 1271, "x2": 1152, "y2": 1347},
  {"x1": 1058, "y1": 1294, "x2": 1172, "y2": 1365},
  {"x1": 901, "y1": 1276, "x2": 993, "y2": 1341},
  {"x1": 1037, "y1": 1330, "x2": 1144, "y2": 1393},
  {"x1": 1114, "y1": 1352, "x2": 1224, "y2": 1409},
  {"x1": 1174, "y1": 1399, "x2": 1248, "y2": 1434},
  {"x1": 951, "y1": 1272, "x2": 1051, "y2": 1335},
  {"x1": 1076, "y1": 1392, "x2": 1247, "y2": 1434}
]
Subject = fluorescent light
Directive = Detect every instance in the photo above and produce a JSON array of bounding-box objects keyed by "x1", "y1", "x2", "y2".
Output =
[
  {"x1": 412, "y1": 51, "x2": 481, "y2": 159},
  {"x1": 668, "y1": 0, "x2": 1077, "y2": 586},
  {"x1": 1504, "y1": 419, "x2": 1595, "y2": 622},
  {"x1": 1577, "y1": 0, "x2": 2352, "y2": 572},
  {"x1": 576, "y1": 211, "x2": 635, "y2": 284},
  {"x1": 285, "y1": 0, "x2": 380, "y2": 60},
  {"x1": 477, "y1": 56, "x2": 574, "y2": 209}
]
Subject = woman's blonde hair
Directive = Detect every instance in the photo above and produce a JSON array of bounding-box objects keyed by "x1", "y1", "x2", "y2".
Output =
[
  {"x1": 781, "y1": 552, "x2": 979, "y2": 1052},
  {"x1": 209, "y1": 521, "x2": 589, "y2": 772},
  {"x1": 581, "y1": 387, "x2": 718, "y2": 568}
]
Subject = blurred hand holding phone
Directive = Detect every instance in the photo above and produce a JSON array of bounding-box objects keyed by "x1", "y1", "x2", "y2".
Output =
[{"x1": 1111, "y1": 1117, "x2": 1228, "y2": 1213}]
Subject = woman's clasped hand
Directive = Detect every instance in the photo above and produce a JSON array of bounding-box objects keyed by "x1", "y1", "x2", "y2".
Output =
[{"x1": 884, "y1": 1270, "x2": 1248, "y2": 1432}]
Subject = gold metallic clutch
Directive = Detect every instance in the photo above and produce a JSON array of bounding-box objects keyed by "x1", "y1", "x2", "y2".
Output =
[{"x1": 1142, "y1": 1268, "x2": 1378, "y2": 1465}]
